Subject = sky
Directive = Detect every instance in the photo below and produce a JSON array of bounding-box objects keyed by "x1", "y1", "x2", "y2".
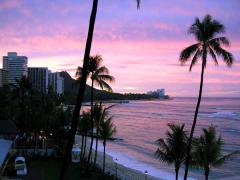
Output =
[{"x1": 0, "y1": 0, "x2": 239, "y2": 97}]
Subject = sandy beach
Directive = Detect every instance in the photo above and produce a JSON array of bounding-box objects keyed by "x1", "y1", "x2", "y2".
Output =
[{"x1": 74, "y1": 135, "x2": 179, "y2": 180}]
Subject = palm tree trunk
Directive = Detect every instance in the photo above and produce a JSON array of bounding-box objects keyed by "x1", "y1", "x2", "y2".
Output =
[
  {"x1": 34, "y1": 131, "x2": 37, "y2": 154},
  {"x1": 86, "y1": 79, "x2": 95, "y2": 171},
  {"x1": 80, "y1": 134, "x2": 84, "y2": 160},
  {"x1": 205, "y1": 167, "x2": 210, "y2": 180},
  {"x1": 83, "y1": 136, "x2": 87, "y2": 159},
  {"x1": 94, "y1": 128, "x2": 99, "y2": 166},
  {"x1": 175, "y1": 165, "x2": 179, "y2": 180},
  {"x1": 103, "y1": 139, "x2": 106, "y2": 173},
  {"x1": 58, "y1": 1, "x2": 98, "y2": 179},
  {"x1": 184, "y1": 55, "x2": 206, "y2": 180}
]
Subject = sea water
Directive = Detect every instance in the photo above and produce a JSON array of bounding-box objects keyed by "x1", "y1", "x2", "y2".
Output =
[{"x1": 103, "y1": 97, "x2": 240, "y2": 180}]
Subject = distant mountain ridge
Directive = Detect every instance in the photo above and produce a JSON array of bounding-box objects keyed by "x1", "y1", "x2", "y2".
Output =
[
  {"x1": 59, "y1": 71, "x2": 157, "y2": 103},
  {"x1": 60, "y1": 71, "x2": 91, "y2": 94}
]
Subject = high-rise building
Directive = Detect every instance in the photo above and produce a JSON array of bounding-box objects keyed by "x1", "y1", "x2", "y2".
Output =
[
  {"x1": 48, "y1": 72, "x2": 64, "y2": 94},
  {"x1": 156, "y1": 89, "x2": 165, "y2": 97},
  {"x1": 147, "y1": 89, "x2": 166, "y2": 98},
  {"x1": 3, "y1": 52, "x2": 28, "y2": 85},
  {"x1": 0, "y1": 69, "x2": 8, "y2": 87},
  {"x1": 28, "y1": 67, "x2": 49, "y2": 92}
]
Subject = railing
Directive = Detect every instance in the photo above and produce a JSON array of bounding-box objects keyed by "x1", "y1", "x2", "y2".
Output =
[{"x1": 0, "y1": 155, "x2": 10, "y2": 178}]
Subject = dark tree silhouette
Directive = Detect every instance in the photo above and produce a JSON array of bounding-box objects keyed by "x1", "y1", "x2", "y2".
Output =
[
  {"x1": 99, "y1": 114, "x2": 116, "y2": 173},
  {"x1": 76, "y1": 55, "x2": 114, "y2": 169},
  {"x1": 191, "y1": 126, "x2": 239, "y2": 180},
  {"x1": 59, "y1": 1, "x2": 99, "y2": 179},
  {"x1": 179, "y1": 15, "x2": 234, "y2": 179},
  {"x1": 155, "y1": 124, "x2": 187, "y2": 180},
  {"x1": 59, "y1": 1, "x2": 140, "y2": 179}
]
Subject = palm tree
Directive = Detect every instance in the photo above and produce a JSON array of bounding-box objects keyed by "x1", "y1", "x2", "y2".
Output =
[
  {"x1": 91, "y1": 103, "x2": 117, "y2": 166},
  {"x1": 59, "y1": 1, "x2": 140, "y2": 179},
  {"x1": 155, "y1": 124, "x2": 188, "y2": 180},
  {"x1": 191, "y1": 126, "x2": 238, "y2": 180},
  {"x1": 59, "y1": 1, "x2": 99, "y2": 178},
  {"x1": 179, "y1": 14, "x2": 234, "y2": 179},
  {"x1": 76, "y1": 55, "x2": 115, "y2": 169},
  {"x1": 91, "y1": 102, "x2": 104, "y2": 166},
  {"x1": 99, "y1": 115, "x2": 116, "y2": 173},
  {"x1": 78, "y1": 111, "x2": 91, "y2": 160}
]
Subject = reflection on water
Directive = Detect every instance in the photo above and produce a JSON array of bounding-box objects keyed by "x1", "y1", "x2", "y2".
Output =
[{"x1": 103, "y1": 98, "x2": 240, "y2": 179}]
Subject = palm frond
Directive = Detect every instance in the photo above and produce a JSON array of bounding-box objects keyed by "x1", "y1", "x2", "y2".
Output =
[
  {"x1": 99, "y1": 116, "x2": 116, "y2": 139},
  {"x1": 179, "y1": 43, "x2": 200, "y2": 64},
  {"x1": 100, "y1": 80, "x2": 113, "y2": 92},
  {"x1": 210, "y1": 37, "x2": 230, "y2": 47},
  {"x1": 156, "y1": 138, "x2": 169, "y2": 151},
  {"x1": 189, "y1": 15, "x2": 225, "y2": 41},
  {"x1": 136, "y1": 0, "x2": 141, "y2": 9},
  {"x1": 190, "y1": 126, "x2": 237, "y2": 171},
  {"x1": 155, "y1": 124, "x2": 187, "y2": 167},
  {"x1": 189, "y1": 49, "x2": 202, "y2": 71},
  {"x1": 208, "y1": 46, "x2": 218, "y2": 65},
  {"x1": 209, "y1": 18, "x2": 225, "y2": 35},
  {"x1": 188, "y1": 17, "x2": 203, "y2": 41},
  {"x1": 203, "y1": 15, "x2": 225, "y2": 39},
  {"x1": 210, "y1": 43, "x2": 234, "y2": 66},
  {"x1": 88, "y1": 55, "x2": 103, "y2": 72},
  {"x1": 155, "y1": 148, "x2": 174, "y2": 164},
  {"x1": 97, "y1": 74, "x2": 115, "y2": 82},
  {"x1": 213, "y1": 150, "x2": 240, "y2": 166},
  {"x1": 95, "y1": 66, "x2": 109, "y2": 75},
  {"x1": 76, "y1": 66, "x2": 83, "y2": 78}
]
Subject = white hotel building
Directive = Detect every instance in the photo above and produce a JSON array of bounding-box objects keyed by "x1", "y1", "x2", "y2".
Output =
[{"x1": 3, "y1": 52, "x2": 28, "y2": 85}]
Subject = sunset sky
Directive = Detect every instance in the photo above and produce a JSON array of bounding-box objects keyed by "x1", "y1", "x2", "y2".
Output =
[{"x1": 0, "y1": 0, "x2": 239, "y2": 97}]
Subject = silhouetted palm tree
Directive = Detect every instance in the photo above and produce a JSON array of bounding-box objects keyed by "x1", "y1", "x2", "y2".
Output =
[
  {"x1": 59, "y1": 1, "x2": 140, "y2": 179},
  {"x1": 91, "y1": 102, "x2": 104, "y2": 166},
  {"x1": 99, "y1": 115, "x2": 116, "y2": 173},
  {"x1": 76, "y1": 55, "x2": 114, "y2": 168},
  {"x1": 78, "y1": 111, "x2": 91, "y2": 160},
  {"x1": 191, "y1": 126, "x2": 238, "y2": 180},
  {"x1": 59, "y1": 1, "x2": 99, "y2": 178},
  {"x1": 155, "y1": 124, "x2": 188, "y2": 180},
  {"x1": 179, "y1": 14, "x2": 234, "y2": 179},
  {"x1": 91, "y1": 103, "x2": 117, "y2": 166}
]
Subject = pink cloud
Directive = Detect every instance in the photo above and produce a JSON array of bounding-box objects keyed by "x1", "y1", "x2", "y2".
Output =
[
  {"x1": 0, "y1": 0, "x2": 239, "y2": 97},
  {"x1": 0, "y1": 0, "x2": 19, "y2": 10}
]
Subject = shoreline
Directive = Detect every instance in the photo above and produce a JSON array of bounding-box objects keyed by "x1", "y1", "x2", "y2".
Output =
[{"x1": 74, "y1": 135, "x2": 193, "y2": 180}]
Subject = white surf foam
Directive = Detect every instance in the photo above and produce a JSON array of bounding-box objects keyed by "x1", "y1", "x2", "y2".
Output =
[
  {"x1": 208, "y1": 111, "x2": 237, "y2": 118},
  {"x1": 94, "y1": 141, "x2": 196, "y2": 180}
]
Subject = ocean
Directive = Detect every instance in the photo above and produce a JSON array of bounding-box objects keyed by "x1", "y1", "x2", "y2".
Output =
[{"x1": 100, "y1": 97, "x2": 240, "y2": 179}]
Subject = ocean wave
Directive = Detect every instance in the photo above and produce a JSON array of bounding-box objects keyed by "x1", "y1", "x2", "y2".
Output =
[
  {"x1": 93, "y1": 140, "x2": 195, "y2": 180},
  {"x1": 207, "y1": 112, "x2": 238, "y2": 118},
  {"x1": 105, "y1": 149, "x2": 196, "y2": 180},
  {"x1": 222, "y1": 128, "x2": 240, "y2": 136}
]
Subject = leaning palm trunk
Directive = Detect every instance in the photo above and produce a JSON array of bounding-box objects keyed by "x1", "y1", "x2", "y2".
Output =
[
  {"x1": 86, "y1": 79, "x2": 95, "y2": 170},
  {"x1": 103, "y1": 139, "x2": 106, "y2": 173},
  {"x1": 59, "y1": 1, "x2": 98, "y2": 179},
  {"x1": 184, "y1": 56, "x2": 205, "y2": 180}
]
